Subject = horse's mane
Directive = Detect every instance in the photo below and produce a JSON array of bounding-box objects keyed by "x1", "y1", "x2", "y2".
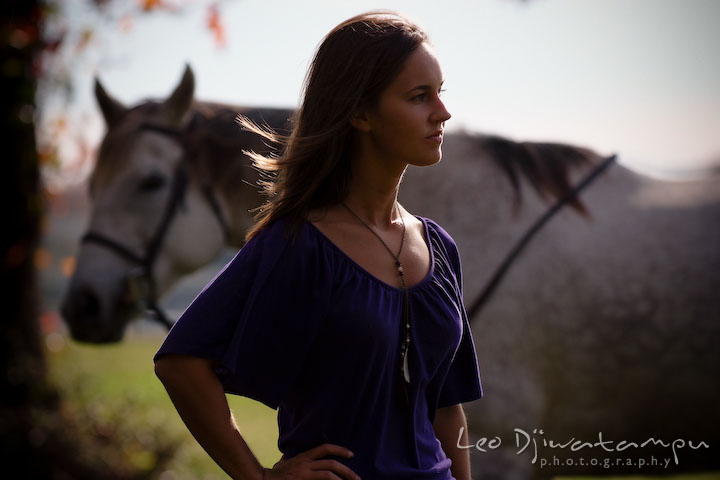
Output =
[{"x1": 477, "y1": 134, "x2": 600, "y2": 216}]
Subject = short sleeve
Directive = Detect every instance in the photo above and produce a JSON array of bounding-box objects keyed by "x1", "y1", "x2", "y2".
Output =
[
  {"x1": 432, "y1": 221, "x2": 483, "y2": 408},
  {"x1": 154, "y1": 219, "x2": 331, "y2": 409},
  {"x1": 437, "y1": 305, "x2": 483, "y2": 407}
]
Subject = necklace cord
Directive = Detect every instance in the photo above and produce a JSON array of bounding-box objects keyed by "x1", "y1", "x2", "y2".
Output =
[{"x1": 342, "y1": 202, "x2": 412, "y2": 406}]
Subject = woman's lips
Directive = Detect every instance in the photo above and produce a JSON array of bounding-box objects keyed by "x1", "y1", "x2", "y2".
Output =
[{"x1": 426, "y1": 132, "x2": 443, "y2": 144}]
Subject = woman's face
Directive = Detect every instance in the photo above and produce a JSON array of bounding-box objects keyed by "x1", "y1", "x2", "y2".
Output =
[{"x1": 362, "y1": 42, "x2": 451, "y2": 168}]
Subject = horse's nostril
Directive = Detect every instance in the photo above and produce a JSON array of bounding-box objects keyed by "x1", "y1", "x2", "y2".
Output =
[
  {"x1": 62, "y1": 287, "x2": 101, "y2": 329},
  {"x1": 61, "y1": 286, "x2": 126, "y2": 343},
  {"x1": 79, "y1": 290, "x2": 101, "y2": 320}
]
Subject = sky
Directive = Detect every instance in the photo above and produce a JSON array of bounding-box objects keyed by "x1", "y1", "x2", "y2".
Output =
[{"x1": 52, "y1": 0, "x2": 720, "y2": 183}]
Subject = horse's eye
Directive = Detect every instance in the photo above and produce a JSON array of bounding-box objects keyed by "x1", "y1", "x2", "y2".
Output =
[{"x1": 138, "y1": 173, "x2": 167, "y2": 192}]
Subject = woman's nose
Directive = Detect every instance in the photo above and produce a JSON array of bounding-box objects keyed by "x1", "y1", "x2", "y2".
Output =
[{"x1": 432, "y1": 98, "x2": 451, "y2": 123}]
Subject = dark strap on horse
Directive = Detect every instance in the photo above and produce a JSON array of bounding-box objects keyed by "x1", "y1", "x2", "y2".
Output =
[
  {"x1": 81, "y1": 232, "x2": 146, "y2": 265},
  {"x1": 466, "y1": 154, "x2": 617, "y2": 321},
  {"x1": 81, "y1": 158, "x2": 189, "y2": 330},
  {"x1": 79, "y1": 119, "x2": 231, "y2": 330},
  {"x1": 203, "y1": 184, "x2": 230, "y2": 241},
  {"x1": 145, "y1": 161, "x2": 189, "y2": 265},
  {"x1": 147, "y1": 119, "x2": 231, "y2": 242}
]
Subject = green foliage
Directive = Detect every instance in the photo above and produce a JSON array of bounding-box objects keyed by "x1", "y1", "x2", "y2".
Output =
[{"x1": 46, "y1": 333, "x2": 281, "y2": 479}]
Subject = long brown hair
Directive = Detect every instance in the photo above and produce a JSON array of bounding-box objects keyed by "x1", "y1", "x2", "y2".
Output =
[{"x1": 240, "y1": 11, "x2": 428, "y2": 241}]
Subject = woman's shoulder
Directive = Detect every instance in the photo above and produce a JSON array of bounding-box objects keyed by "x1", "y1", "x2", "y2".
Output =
[
  {"x1": 235, "y1": 216, "x2": 323, "y2": 273},
  {"x1": 236, "y1": 215, "x2": 331, "y2": 284},
  {"x1": 251, "y1": 214, "x2": 314, "y2": 246},
  {"x1": 412, "y1": 214, "x2": 463, "y2": 277},
  {"x1": 413, "y1": 214, "x2": 458, "y2": 249}
]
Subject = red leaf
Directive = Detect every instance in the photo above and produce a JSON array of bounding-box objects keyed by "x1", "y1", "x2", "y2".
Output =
[
  {"x1": 141, "y1": 0, "x2": 164, "y2": 12},
  {"x1": 206, "y1": 3, "x2": 226, "y2": 48}
]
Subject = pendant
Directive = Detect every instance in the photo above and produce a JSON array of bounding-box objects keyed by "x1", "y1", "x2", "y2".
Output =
[{"x1": 402, "y1": 348, "x2": 411, "y2": 383}]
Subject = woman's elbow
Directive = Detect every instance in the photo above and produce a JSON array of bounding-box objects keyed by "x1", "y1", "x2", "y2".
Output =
[{"x1": 154, "y1": 355, "x2": 177, "y2": 384}]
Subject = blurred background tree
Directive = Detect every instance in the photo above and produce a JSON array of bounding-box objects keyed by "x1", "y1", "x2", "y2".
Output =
[
  {"x1": 2, "y1": 0, "x2": 58, "y2": 476},
  {"x1": 1, "y1": 1, "x2": 228, "y2": 477}
]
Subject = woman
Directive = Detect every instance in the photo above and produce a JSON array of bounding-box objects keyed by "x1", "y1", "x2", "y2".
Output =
[{"x1": 155, "y1": 11, "x2": 482, "y2": 480}]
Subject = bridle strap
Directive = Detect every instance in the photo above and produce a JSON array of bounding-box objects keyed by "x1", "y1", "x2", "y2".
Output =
[
  {"x1": 81, "y1": 157, "x2": 188, "y2": 330},
  {"x1": 81, "y1": 156, "x2": 188, "y2": 269},
  {"x1": 79, "y1": 120, "x2": 227, "y2": 331},
  {"x1": 202, "y1": 184, "x2": 230, "y2": 241},
  {"x1": 143, "y1": 120, "x2": 230, "y2": 243},
  {"x1": 144, "y1": 160, "x2": 189, "y2": 266},
  {"x1": 81, "y1": 231, "x2": 145, "y2": 265},
  {"x1": 466, "y1": 154, "x2": 617, "y2": 321}
]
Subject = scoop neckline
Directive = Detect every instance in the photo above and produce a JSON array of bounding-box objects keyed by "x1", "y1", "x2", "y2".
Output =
[{"x1": 305, "y1": 215, "x2": 436, "y2": 293}]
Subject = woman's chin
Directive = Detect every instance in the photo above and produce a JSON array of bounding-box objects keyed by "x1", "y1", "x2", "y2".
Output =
[{"x1": 410, "y1": 152, "x2": 443, "y2": 167}]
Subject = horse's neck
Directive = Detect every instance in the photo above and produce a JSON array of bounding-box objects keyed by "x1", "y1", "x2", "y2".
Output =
[
  {"x1": 223, "y1": 188, "x2": 261, "y2": 249},
  {"x1": 200, "y1": 151, "x2": 261, "y2": 249},
  {"x1": 191, "y1": 104, "x2": 294, "y2": 249}
]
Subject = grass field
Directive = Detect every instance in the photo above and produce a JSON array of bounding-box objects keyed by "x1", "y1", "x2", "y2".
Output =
[
  {"x1": 46, "y1": 331, "x2": 281, "y2": 479},
  {"x1": 45, "y1": 332, "x2": 719, "y2": 480}
]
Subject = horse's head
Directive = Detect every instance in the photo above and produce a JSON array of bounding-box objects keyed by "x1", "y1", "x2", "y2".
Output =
[{"x1": 61, "y1": 66, "x2": 229, "y2": 342}]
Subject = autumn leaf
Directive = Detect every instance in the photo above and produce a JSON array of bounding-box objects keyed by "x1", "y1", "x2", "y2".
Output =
[
  {"x1": 37, "y1": 144, "x2": 59, "y2": 168},
  {"x1": 60, "y1": 256, "x2": 77, "y2": 278},
  {"x1": 141, "y1": 0, "x2": 163, "y2": 11},
  {"x1": 34, "y1": 248, "x2": 53, "y2": 271},
  {"x1": 206, "y1": 3, "x2": 226, "y2": 48},
  {"x1": 140, "y1": 0, "x2": 180, "y2": 13}
]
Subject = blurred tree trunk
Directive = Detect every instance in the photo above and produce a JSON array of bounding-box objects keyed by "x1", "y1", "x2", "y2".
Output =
[
  {"x1": 2, "y1": 3, "x2": 175, "y2": 477},
  {"x1": 0, "y1": 0, "x2": 58, "y2": 476},
  {"x1": 1, "y1": 2, "x2": 127, "y2": 478}
]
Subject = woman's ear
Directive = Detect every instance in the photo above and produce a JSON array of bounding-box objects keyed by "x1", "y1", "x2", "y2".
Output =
[{"x1": 350, "y1": 109, "x2": 372, "y2": 132}]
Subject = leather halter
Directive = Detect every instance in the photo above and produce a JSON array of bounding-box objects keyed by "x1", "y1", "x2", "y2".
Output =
[
  {"x1": 466, "y1": 154, "x2": 617, "y2": 321},
  {"x1": 81, "y1": 121, "x2": 229, "y2": 330}
]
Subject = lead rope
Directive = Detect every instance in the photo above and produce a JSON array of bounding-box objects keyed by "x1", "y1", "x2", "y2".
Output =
[
  {"x1": 342, "y1": 202, "x2": 411, "y2": 406},
  {"x1": 466, "y1": 154, "x2": 617, "y2": 321}
]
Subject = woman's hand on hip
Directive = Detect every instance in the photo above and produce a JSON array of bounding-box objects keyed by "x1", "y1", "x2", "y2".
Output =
[{"x1": 263, "y1": 444, "x2": 360, "y2": 480}]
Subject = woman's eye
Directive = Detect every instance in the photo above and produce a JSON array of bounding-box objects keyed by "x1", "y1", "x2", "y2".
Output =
[
  {"x1": 138, "y1": 173, "x2": 167, "y2": 192},
  {"x1": 411, "y1": 89, "x2": 445, "y2": 103}
]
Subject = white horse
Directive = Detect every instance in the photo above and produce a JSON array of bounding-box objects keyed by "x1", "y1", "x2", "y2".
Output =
[
  {"x1": 61, "y1": 66, "x2": 720, "y2": 478},
  {"x1": 401, "y1": 133, "x2": 720, "y2": 478}
]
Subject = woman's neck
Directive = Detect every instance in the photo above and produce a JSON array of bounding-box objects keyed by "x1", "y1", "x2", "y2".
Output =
[{"x1": 344, "y1": 152, "x2": 407, "y2": 228}]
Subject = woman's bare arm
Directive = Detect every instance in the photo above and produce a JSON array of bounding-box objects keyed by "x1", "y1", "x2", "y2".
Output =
[
  {"x1": 155, "y1": 354, "x2": 265, "y2": 479},
  {"x1": 155, "y1": 354, "x2": 360, "y2": 480},
  {"x1": 433, "y1": 404, "x2": 472, "y2": 480}
]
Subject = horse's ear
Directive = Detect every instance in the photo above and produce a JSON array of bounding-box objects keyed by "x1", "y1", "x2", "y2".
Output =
[
  {"x1": 164, "y1": 64, "x2": 195, "y2": 125},
  {"x1": 95, "y1": 77, "x2": 127, "y2": 127}
]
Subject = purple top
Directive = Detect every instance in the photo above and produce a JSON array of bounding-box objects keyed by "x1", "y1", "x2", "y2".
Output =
[{"x1": 155, "y1": 215, "x2": 482, "y2": 479}]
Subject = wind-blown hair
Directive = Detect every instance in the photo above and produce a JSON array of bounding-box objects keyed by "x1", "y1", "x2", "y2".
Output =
[{"x1": 240, "y1": 11, "x2": 428, "y2": 241}]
